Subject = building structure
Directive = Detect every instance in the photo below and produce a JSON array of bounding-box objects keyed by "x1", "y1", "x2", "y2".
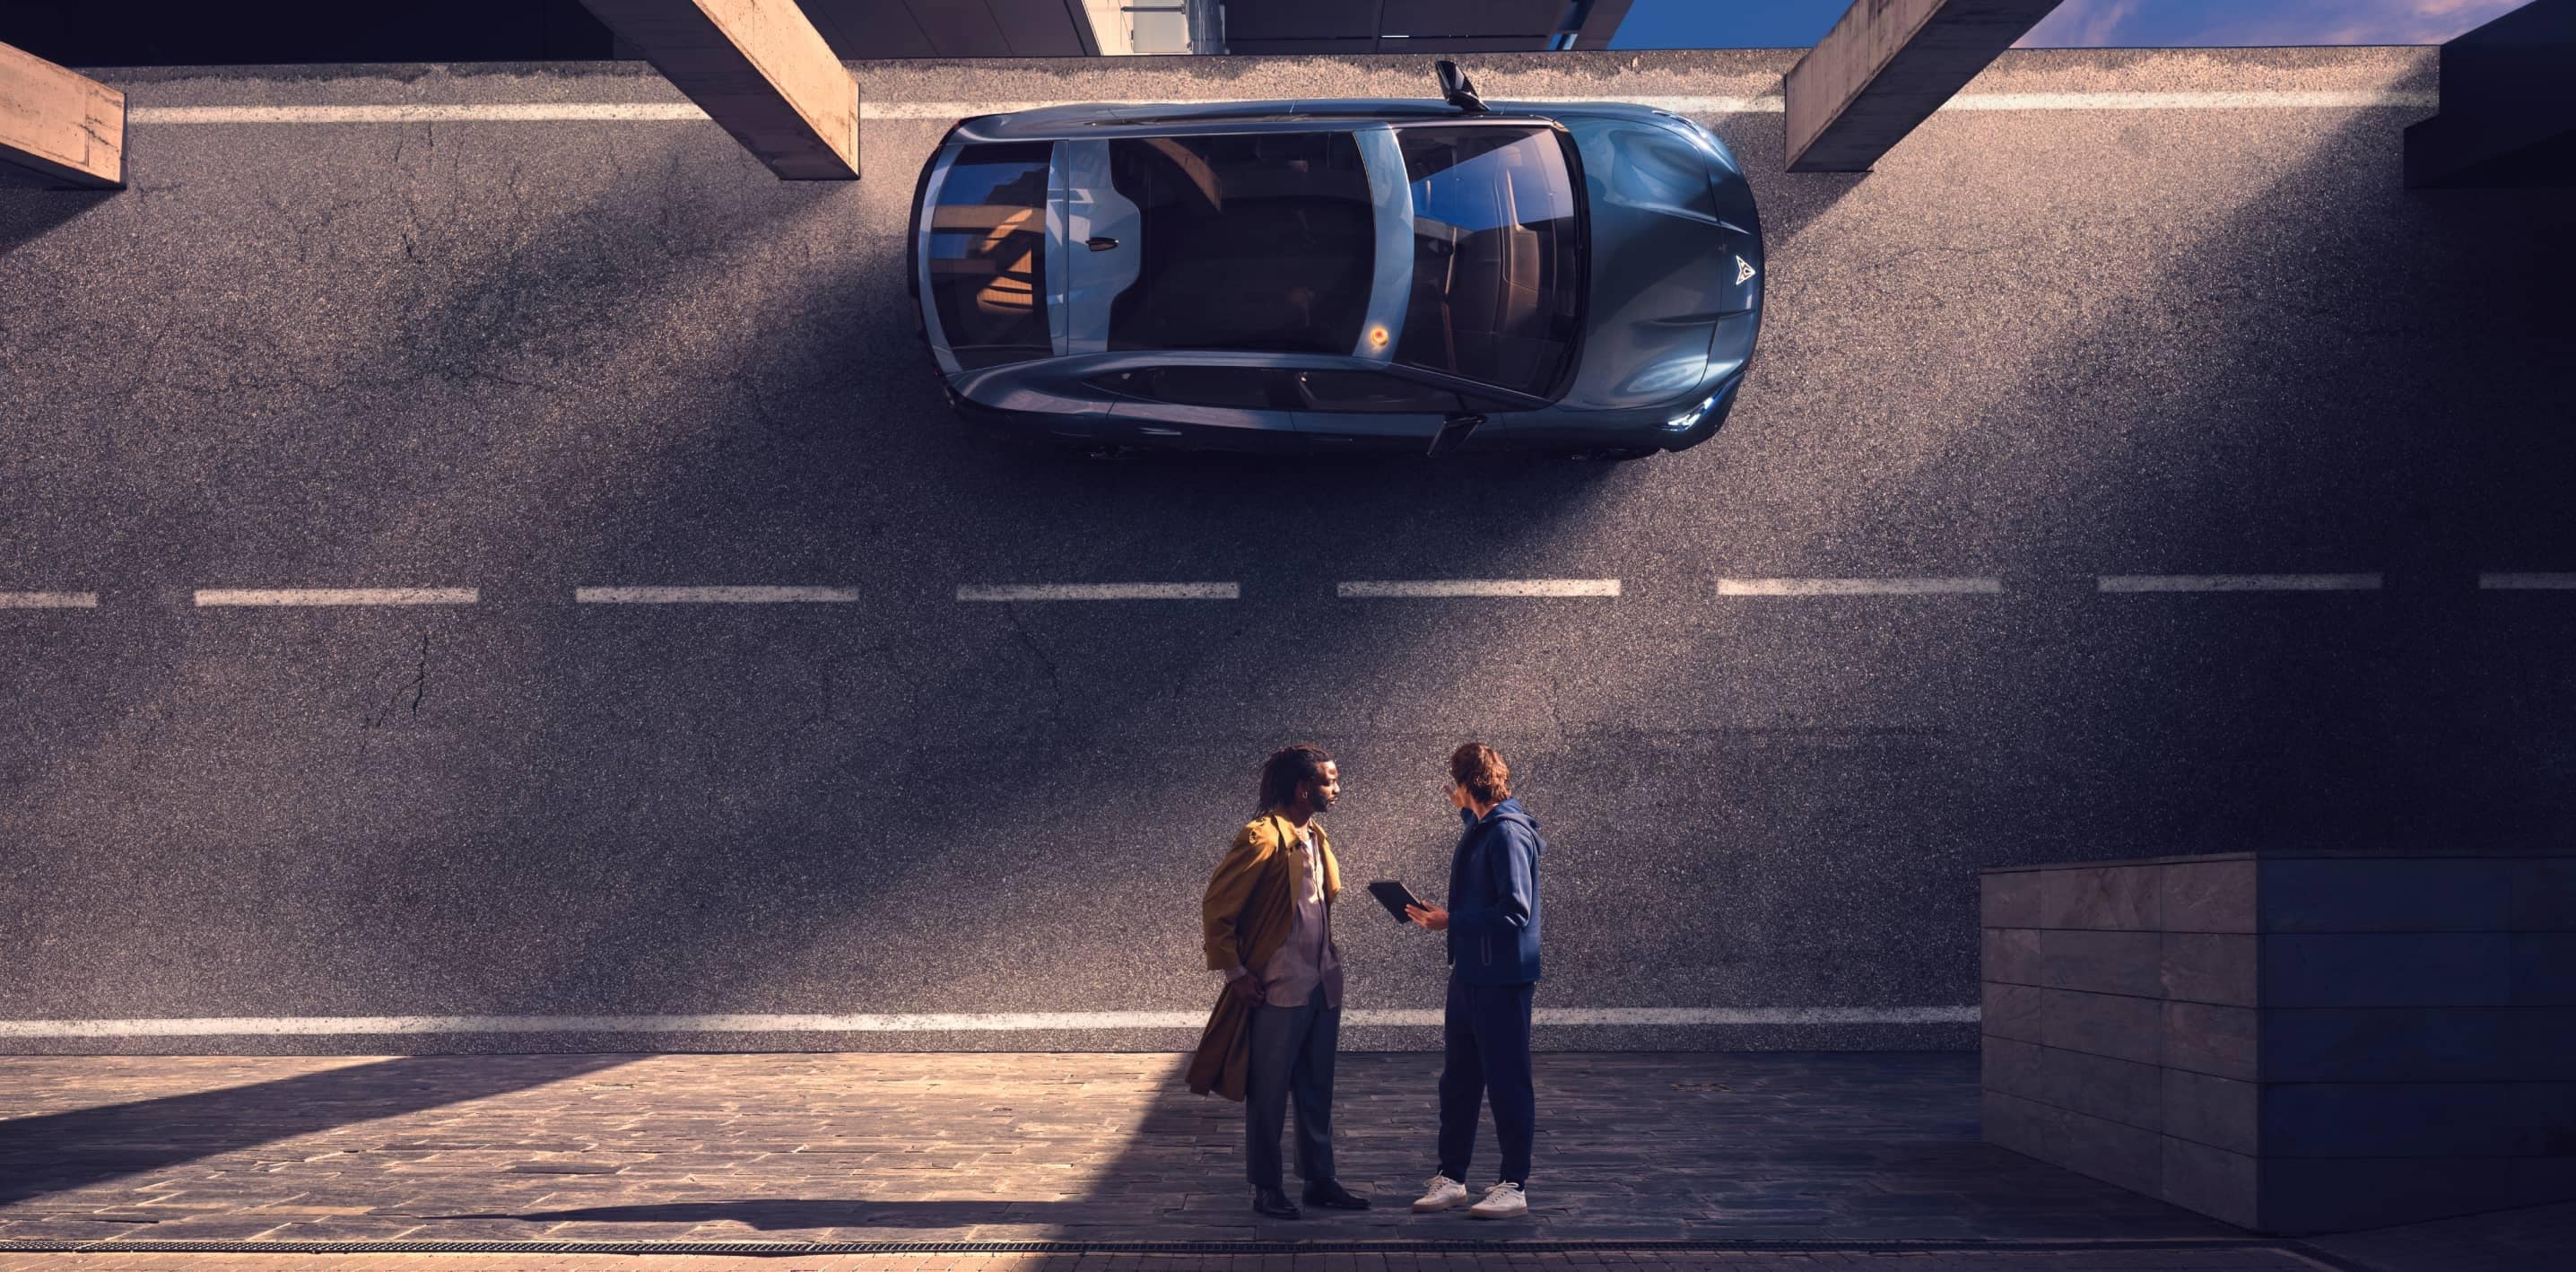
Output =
[
  {"x1": 2405, "y1": 0, "x2": 2574, "y2": 187},
  {"x1": 1218, "y1": 0, "x2": 1631, "y2": 56},
  {"x1": 794, "y1": 0, "x2": 1102, "y2": 58}
]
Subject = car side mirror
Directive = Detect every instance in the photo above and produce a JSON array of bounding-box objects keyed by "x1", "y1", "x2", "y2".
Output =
[{"x1": 1435, "y1": 60, "x2": 1490, "y2": 114}]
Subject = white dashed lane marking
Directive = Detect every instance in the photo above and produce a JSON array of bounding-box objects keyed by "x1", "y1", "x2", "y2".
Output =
[
  {"x1": 2097, "y1": 573, "x2": 2383, "y2": 593},
  {"x1": 577, "y1": 586, "x2": 861, "y2": 604},
  {"x1": 24, "y1": 571, "x2": 2561, "y2": 614},
  {"x1": 194, "y1": 588, "x2": 479, "y2": 606},
  {"x1": 0, "y1": 1006, "x2": 1979, "y2": 1038},
  {"x1": 1339, "y1": 579, "x2": 1621, "y2": 598},
  {"x1": 957, "y1": 583, "x2": 1239, "y2": 602},
  {"x1": 1718, "y1": 577, "x2": 2003, "y2": 597}
]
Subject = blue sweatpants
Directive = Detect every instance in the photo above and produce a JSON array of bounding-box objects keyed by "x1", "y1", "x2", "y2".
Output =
[{"x1": 1435, "y1": 973, "x2": 1536, "y2": 1186}]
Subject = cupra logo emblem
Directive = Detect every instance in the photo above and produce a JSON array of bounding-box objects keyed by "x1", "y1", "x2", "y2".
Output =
[{"x1": 1735, "y1": 256, "x2": 1757, "y2": 285}]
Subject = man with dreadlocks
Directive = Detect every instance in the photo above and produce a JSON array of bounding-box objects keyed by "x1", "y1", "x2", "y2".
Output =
[{"x1": 1187, "y1": 743, "x2": 1372, "y2": 1220}]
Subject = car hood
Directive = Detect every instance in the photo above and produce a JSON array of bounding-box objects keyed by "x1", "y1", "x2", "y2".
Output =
[{"x1": 1559, "y1": 115, "x2": 1763, "y2": 412}]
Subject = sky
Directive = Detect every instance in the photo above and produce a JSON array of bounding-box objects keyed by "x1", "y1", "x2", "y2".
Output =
[{"x1": 1610, "y1": 0, "x2": 2533, "y2": 48}]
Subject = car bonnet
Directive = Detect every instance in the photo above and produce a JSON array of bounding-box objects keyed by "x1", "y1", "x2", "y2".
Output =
[{"x1": 1555, "y1": 113, "x2": 1762, "y2": 412}]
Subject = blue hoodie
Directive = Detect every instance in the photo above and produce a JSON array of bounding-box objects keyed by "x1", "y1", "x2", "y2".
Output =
[{"x1": 1445, "y1": 797, "x2": 1545, "y2": 985}]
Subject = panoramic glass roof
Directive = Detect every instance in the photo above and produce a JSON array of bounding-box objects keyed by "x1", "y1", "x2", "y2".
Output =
[{"x1": 1103, "y1": 132, "x2": 1377, "y2": 355}]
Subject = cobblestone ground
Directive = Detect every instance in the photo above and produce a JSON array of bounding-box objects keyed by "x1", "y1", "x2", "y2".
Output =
[
  {"x1": 1, "y1": 1052, "x2": 2563, "y2": 1270},
  {"x1": 0, "y1": 1253, "x2": 2347, "y2": 1271},
  {"x1": 1, "y1": 1053, "x2": 2237, "y2": 1246}
]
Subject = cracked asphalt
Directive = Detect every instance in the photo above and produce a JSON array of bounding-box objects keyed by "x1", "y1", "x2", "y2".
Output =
[{"x1": 0, "y1": 48, "x2": 2571, "y2": 1053}]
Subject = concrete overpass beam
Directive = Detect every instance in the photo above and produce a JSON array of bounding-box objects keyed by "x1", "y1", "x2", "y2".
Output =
[
  {"x1": 2404, "y1": 0, "x2": 2575, "y2": 189},
  {"x1": 1784, "y1": 0, "x2": 2061, "y2": 173},
  {"x1": 578, "y1": 0, "x2": 857, "y2": 180},
  {"x1": 0, "y1": 40, "x2": 125, "y2": 188}
]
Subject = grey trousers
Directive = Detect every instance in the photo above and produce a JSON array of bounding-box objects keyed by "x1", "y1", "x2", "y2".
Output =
[{"x1": 1243, "y1": 994, "x2": 1341, "y2": 1190}]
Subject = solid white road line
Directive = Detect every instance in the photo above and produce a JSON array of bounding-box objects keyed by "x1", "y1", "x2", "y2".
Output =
[
  {"x1": 576, "y1": 586, "x2": 861, "y2": 604},
  {"x1": 1717, "y1": 577, "x2": 2002, "y2": 597},
  {"x1": 194, "y1": 588, "x2": 478, "y2": 606},
  {"x1": 126, "y1": 89, "x2": 2440, "y2": 128},
  {"x1": 957, "y1": 582, "x2": 1239, "y2": 602},
  {"x1": 1941, "y1": 90, "x2": 2436, "y2": 111},
  {"x1": 1339, "y1": 579, "x2": 1621, "y2": 598},
  {"x1": 0, "y1": 591, "x2": 99, "y2": 608},
  {"x1": 0, "y1": 1006, "x2": 1978, "y2": 1039},
  {"x1": 1536, "y1": 1006, "x2": 1981, "y2": 1026},
  {"x1": 2097, "y1": 573, "x2": 2383, "y2": 593},
  {"x1": 2480, "y1": 572, "x2": 2576, "y2": 590},
  {"x1": 134, "y1": 103, "x2": 713, "y2": 125}
]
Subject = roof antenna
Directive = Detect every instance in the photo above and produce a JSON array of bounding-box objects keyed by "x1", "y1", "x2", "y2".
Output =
[{"x1": 1436, "y1": 60, "x2": 1491, "y2": 114}]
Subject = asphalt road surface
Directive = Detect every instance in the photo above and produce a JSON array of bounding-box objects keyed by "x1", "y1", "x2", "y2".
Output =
[{"x1": 1, "y1": 48, "x2": 2570, "y2": 1054}]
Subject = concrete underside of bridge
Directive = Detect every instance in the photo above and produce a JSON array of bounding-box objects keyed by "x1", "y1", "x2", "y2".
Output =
[
  {"x1": 579, "y1": 0, "x2": 857, "y2": 179},
  {"x1": 1786, "y1": 0, "x2": 2066, "y2": 172},
  {"x1": 0, "y1": 48, "x2": 2569, "y2": 1056},
  {"x1": 0, "y1": 40, "x2": 124, "y2": 187}
]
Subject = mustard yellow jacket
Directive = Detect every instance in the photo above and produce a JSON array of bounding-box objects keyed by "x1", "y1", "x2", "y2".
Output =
[{"x1": 1186, "y1": 813, "x2": 1342, "y2": 1101}]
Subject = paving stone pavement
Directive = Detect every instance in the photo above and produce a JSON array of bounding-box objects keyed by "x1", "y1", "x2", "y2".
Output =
[
  {"x1": 0, "y1": 1052, "x2": 2558, "y2": 1269},
  {"x1": 0, "y1": 1250, "x2": 2357, "y2": 1271}
]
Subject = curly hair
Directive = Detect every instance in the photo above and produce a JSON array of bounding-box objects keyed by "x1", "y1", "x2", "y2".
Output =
[
  {"x1": 1449, "y1": 742, "x2": 1510, "y2": 804},
  {"x1": 1258, "y1": 744, "x2": 1335, "y2": 813}
]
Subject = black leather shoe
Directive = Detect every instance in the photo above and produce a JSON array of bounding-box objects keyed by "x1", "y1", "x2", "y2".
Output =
[
  {"x1": 1303, "y1": 1180, "x2": 1372, "y2": 1210},
  {"x1": 1253, "y1": 1186, "x2": 1302, "y2": 1218}
]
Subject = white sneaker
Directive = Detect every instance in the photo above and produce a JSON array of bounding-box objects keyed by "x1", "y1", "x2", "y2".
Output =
[
  {"x1": 1410, "y1": 1173, "x2": 1470, "y2": 1213},
  {"x1": 1468, "y1": 1181, "x2": 1527, "y2": 1219}
]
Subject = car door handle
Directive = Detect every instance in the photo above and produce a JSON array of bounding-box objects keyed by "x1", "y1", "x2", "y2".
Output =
[{"x1": 1085, "y1": 236, "x2": 1119, "y2": 252}]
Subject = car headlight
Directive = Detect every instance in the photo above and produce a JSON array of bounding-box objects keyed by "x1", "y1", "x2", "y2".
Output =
[{"x1": 1664, "y1": 392, "x2": 1720, "y2": 431}]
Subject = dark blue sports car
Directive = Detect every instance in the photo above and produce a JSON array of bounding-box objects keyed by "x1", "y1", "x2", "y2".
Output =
[{"x1": 908, "y1": 63, "x2": 1762, "y2": 458}]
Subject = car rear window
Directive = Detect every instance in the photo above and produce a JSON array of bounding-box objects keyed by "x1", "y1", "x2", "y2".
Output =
[
  {"x1": 927, "y1": 142, "x2": 1052, "y2": 370},
  {"x1": 1105, "y1": 132, "x2": 1375, "y2": 354},
  {"x1": 1396, "y1": 126, "x2": 1581, "y2": 397}
]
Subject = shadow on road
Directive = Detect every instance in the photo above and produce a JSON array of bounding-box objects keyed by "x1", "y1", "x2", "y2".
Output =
[
  {"x1": 0, "y1": 180, "x2": 116, "y2": 250},
  {"x1": 0, "y1": 1053, "x2": 633, "y2": 1208}
]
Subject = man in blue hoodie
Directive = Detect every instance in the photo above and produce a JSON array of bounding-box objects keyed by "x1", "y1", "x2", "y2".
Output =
[{"x1": 1404, "y1": 742, "x2": 1545, "y2": 1220}]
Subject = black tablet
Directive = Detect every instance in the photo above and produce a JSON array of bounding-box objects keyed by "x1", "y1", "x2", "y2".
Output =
[{"x1": 1367, "y1": 880, "x2": 1428, "y2": 923}]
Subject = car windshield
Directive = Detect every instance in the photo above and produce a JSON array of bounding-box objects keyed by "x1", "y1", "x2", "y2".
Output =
[
  {"x1": 927, "y1": 142, "x2": 1052, "y2": 370},
  {"x1": 1106, "y1": 132, "x2": 1374, "y2": 353},
  {"x1": 1395, "y1": 126, "x2": 1581, "y2": 396}
]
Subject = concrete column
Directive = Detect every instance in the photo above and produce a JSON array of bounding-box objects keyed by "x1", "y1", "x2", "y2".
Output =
[
  {"x1": 2404, "y1": 0, "x2": 2575, "y2": 189},
  {"x1": 1982, "y1": 850, "x2": 2576, "y2": 1235},
  {"x1": 0, "y1": 40, "x2": 125, "y2": 188},
  {"x1": 578, "y1": 0, "x2": 857, "y2": 180},
  {"x1": 1574, "y1": 0, "x2": 1640, "y2": 49},
  {"x1": 1784, "y1": 0, "x2": 2061, "y2": 173}
]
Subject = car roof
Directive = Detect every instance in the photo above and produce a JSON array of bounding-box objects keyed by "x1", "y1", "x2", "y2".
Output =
[{"x1": 950, "y1": 98, "x2": 1602, "y2": 144}]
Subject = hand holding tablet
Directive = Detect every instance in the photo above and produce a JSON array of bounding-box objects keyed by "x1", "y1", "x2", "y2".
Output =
[{"x1": 1366, "y1": 880, "x2": 1427, "y2": 923}]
